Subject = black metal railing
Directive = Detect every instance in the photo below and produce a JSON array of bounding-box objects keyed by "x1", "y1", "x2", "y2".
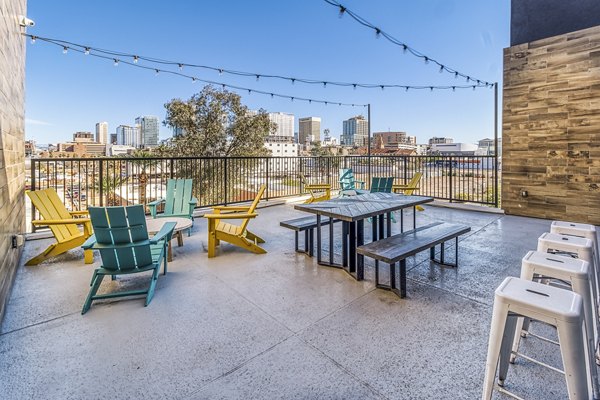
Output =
[{"x1": 29, "y1": 155, "x2": 498, "y2": 230}]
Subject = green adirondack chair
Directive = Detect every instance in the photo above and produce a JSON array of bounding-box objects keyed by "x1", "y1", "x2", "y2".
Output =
[
  {"x1": 339, "y1": 168, "x2": 366, "y2": 196},
  {"x1": 148, "y1": 178, "x2": 197, "y2": 234},
  {"x1": 369, "y1": 177, "x2": 394, "y2": 193},
  {"x1": 81, "y1": 205, "x2": 175, "y2": 314}
]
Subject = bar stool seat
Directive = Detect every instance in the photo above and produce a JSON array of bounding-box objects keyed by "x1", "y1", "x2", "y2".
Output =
[
  {"x1": 482, "y1": 277, "x2": 591, "y2": 400},
  {"x1": 551, "y1": 221, "x2": 600, "y2": 299}
]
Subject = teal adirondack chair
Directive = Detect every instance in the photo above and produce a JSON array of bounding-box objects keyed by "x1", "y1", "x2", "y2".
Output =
[
  {"x1": 339, "y1": 168, "x2": 366, "y2": 196},
  {"x1": 369, "y1": 177, "x2": 394, "y2": 193},
  {"x1": 148, "y1": 179, "x2": 197, "y2": 234},
  {"x1": 81, "y1": 205, "x2": 175, "y2": 314}
]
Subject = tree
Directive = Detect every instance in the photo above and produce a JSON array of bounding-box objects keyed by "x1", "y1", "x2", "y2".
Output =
[
  {"x1": 160, "y1": 85, "x2": 275, "y2": 157},
  {"x1": 159, "y1": 85, "x2": 276, "y2": 203},
  {"x1": 127, "y1": 149, "x2": 158, "y2": 208}
]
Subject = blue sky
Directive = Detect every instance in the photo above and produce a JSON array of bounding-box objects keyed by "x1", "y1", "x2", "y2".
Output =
[{"x1": 24, "y1": 0, "x2": 510, "y2": 145}]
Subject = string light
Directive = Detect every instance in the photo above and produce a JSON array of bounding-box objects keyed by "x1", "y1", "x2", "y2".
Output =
[
  {"x1": 30, "y1": 35, "x2": 36, "y2": 44},
  {"x1": 62, "y1": 46, "x2": 68, "y2": 54},
  {"x1": 113, "y1": 58, "x2": 119, "y2": 66},
  {"x1": 84, "y1": 47, "x2": 90, "y2": 55},
  {"x1": 22, "y1": 34, "x2": 489, "y2": 92},
  {"x1": 323, "y1": 0, "x2": 493, "y2": 86},
  {"x1": 22, "y1": 33, "x2": 494, "y2": 108}
]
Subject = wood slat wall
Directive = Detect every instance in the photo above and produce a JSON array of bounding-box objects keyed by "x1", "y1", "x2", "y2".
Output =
[{"x1": 502, "y1": 24, "x2": 600, "y2": 224}]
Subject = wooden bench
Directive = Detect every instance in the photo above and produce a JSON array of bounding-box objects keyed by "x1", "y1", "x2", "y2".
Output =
[
  {"x1": 280, "y1": 216, "x2": 340, "y2": 256},
  {"x1": 356, "y1": 222, "x2": 471, "y2": 298}
]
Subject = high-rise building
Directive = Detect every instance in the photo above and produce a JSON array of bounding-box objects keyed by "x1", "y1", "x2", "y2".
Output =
[
  {"x1": 298, "y1": 117, "x2": 321, "y2": 145},
  {"x1": 95, "y1": 122, "x2": 108, "y2": 144},
  {"x1": 342, "y1": 115, "x2": 368, "y2": 147},
  {"x1": 267, "y1": 112, "x2": 294, "y2": 138},
  {"x1": 116, "y1": 125, "x2": 141, "y2": 148},
  {"x1": 135, "y1": 116, "x2": 159, "y2": 148}
]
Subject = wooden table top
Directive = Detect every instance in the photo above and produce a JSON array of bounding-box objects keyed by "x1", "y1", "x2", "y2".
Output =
[
  {"x1": 145, "y1": 217, "x2": 193, "y2": 234},
  {"x1": 294, "y1": 193, "x2": 434, "y2": 222}
]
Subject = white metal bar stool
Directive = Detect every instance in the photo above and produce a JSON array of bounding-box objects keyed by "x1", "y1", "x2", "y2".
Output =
[
  {"x1": 482, "y1": 277, "x2": 591, "y2": 400},
  {"x1": 551, "y1": 221, "x2": 600, "y2": 302},
  {"x1": 510, "y1": 251, "x2": 599, "y2": 398}
]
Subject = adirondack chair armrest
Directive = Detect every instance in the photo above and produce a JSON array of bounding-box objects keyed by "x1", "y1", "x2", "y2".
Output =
[
  {"x1": 204, "y1": 213, "x2": 258, "y2": 220},
  {"x1": 306, "y1": 184, "x2": 331, "y2": 190},
  {"x1": 81, "y1": 234, "x2": 97, "y2": 250},
  {"x1": 211, "y1": 205, "x2": 252, "y2": 212},
  {"x1": 150, "y1": 222, "x2": 176, "y2": 244},
  {"x1": 32, "y1": 218, "x2": 91, "y2": 226},
  {"x1": 393, "y1": 185, "x2": 420, "y2": 190},
  {"x1": 147, "y1": 198, "x2": 165, "y2": 217},
  {"x1": 69, "y1": 210, "x2": 89, "y2": 216}
]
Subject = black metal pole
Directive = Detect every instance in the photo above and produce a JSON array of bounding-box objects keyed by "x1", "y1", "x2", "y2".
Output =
[
  {"x1": 494, "y1": 82, "x2": 499, "y2": 208},
  {"x1": 367, "y1": 103, "x2": 371, "y2": 186}
]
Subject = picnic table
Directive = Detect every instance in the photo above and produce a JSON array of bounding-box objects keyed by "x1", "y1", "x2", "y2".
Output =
[{"x1": 294, "y1": 193, "x2": 434, "y2": 280}]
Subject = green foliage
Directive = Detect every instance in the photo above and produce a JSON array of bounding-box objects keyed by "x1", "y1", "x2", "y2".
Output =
[{"x1": 160, "y1": 85, "x2": 275, "y2": 157}]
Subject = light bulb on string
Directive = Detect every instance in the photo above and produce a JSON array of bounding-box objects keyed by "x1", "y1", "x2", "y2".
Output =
[
  {"x1": 218, "y1": 69, "x2": 223, "y2": 76},
  {"x1": 133, "y1": 56, "x2": 139, "y2": 64},
  {"x1": 466, "y1": 76, "x2": 470, "y2": 83},
  {"x1": 405, "y1": 87, "x2": 409, "y2": 92},
  {"x1": 256, "y1": 75, "x2": 260, "y2": 81},
  {"x1": 323, "y1": 82, "x2": 327, "y2": 88},
  {"x1": 454, "y1": 72, "x2": 459, "y2": 79},
  {"x1": 191, "y1": 77, "x2": 196, "y2": 83},
  {"x1": 380, "y1": 85, "x2": 384, "y2": 91},
  {"x1": 439, "y1": 65, "x2": 444, "y2": 73},
  {"x1": 30, "y1": 36, "x2": 36, "y2": 44},
  {"x1": 270, "y1": 93, "x2": 274, "y2": 98},
  {"x1": 62, "y1": 46, "x2": 68, "y2": 54},
  {"x1": 375, "y1": 28, "x2": 381, "y2": 38},
  {"x1": 402, "y1": 44, "x2": 408, "y2": 54},
  {"x1": 353, "y1": 84, "x2": 357, "y2": 90},
  {"x1": 430, "y1": 87, "x2": 433, "y2": 92},
  {"x1": 84, "y1": 47, "x2": 90, "y2": 55},
  {"x1": 113, "y1": 59, "x2": 119, "y2": 67},
  {"x1": 452, "y1": 86, "x2": 456, "y2": 92},
  {"x1": 291, "y1": 78, "x2": 295, "y2": 85},
  {"x1": 423, "y1": 57, "x2": 429, "y2": 65},
  {"x1": 291, "y1": 97, "x2": 294, "y2": 102},
  {"x1": 155, "y1": 69, "x2": 160, "y2": 76},
  {"x1": 178, "y1": 64, "x2": 183, "y2": 71},
  {"x1": 338, "y1": 6, "x2": 346, "y2": 18}
]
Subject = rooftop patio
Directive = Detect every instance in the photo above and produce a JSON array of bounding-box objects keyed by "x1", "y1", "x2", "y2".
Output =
[{"x1": 0, "y1": 201, "x2": 578, "y2": 399}]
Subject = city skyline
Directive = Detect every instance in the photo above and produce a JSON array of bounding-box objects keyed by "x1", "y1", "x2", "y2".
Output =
[{"x1": 24, "y1": 1, "x2": 508, "y2": 146}]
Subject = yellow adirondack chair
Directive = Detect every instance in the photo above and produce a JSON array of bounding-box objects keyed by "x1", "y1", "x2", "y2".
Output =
[
  {"x1": 27, "y1": 188, "x2": 93, "y2": 265},
  {"x1": 204, "y1": 185, "x2": 267, "y2": 258},
  {"x1": 299, "y1": 174, "x2": 331, "y2": 204},
  {"x1": 393, "y1": 172, "x2": 425, "y2": 211}
]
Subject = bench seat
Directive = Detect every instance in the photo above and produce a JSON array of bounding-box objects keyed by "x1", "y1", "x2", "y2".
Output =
[
  {"x1": 280, "y1": 216, "x2": 340, "y2": 255},
  {"x1": 357, "y1": 222, "x2": 471, "y2": 298}
]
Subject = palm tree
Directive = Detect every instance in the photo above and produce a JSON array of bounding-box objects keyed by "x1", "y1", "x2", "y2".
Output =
[
  {"x1": 94, "y1": 164, "x2": 128, "y2": 206},
  {"x1": 128, "y1": 150, "x2": 158, "y2": 208}
]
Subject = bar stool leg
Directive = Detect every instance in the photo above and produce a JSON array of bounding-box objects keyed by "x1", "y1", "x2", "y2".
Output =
[
  {"x1": 498, "y1": 313, "x2": 519, "y2": 387},
  {"x1": 482, "y1": 301, "x2": 510, "y2": 400},
  {"x1": 557, "y1": 320, "x2": 592, "y2": 400}
]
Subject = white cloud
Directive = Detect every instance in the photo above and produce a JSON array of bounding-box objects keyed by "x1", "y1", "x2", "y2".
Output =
[{"x1": 25, "y1": 118, "x2": 53, "y2": 126}]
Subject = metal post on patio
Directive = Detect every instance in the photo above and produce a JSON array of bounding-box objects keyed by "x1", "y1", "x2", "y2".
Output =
[
  {"x1": 367, "y1": 103, "x2": 371, "y2": 187},
  {"x1": 493, "y1": 82, "x2": 499, "y2": 208}
]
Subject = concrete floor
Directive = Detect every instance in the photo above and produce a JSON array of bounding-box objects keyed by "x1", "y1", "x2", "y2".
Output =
[{"x1": 0, "y1": 201, "x2": 587, "y2": 399}]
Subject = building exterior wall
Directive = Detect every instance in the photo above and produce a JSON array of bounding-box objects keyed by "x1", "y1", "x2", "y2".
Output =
[
  {"x1": 502, "y1": 24, "x2": 600, "y2": 224},
  {"x1": 135, "y1": 116, "x2": 159, "y2": 148},
  {"x1": 0, "y1": 0, "x2": 27, "y2": 325},
  {"x1": 268, "y1": 112, "x2": 294, "y2": 138},
  {"x1": 342, "y1": 116, "x2": 368, "y2": 147},
  {"x1": 95, "y1": 121, "x2": 108, "y2": 144}
]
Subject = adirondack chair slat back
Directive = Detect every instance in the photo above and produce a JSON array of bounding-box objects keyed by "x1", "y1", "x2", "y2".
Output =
[
  {"x1": 370, "y1": 177, "x2": 394, "y2": 193},
  {"x1": 339, "y1": 168, "x2": 356, "y2": 190},
  {"x1": 28, "y1": 188, "x2": 81, "y2": 242},
  {"x1": 407, "y1": 172, "x2": 423, "y2": 187},
  {"x1": 164, "y1": 179, "x2": 193, "y2": 216},
  {"x1": 299, "y1": 174, "x2": 314, "y2": 196},
  {"x1": 240, "y1": 185, "x2": 266, "y2": 233},
  {"x1": 88, "y1": 205, "x2": 153, "y2": 271}
]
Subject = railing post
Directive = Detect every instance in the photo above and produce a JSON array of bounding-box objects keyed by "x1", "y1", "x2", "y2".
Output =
[
  {"x1": 30, "y1": 159, "x2": 36, "y2": 232},
  {"x1": 99, "y1": 160, "x2": 104, "y2": 206},
  {"x1": 403, "y1": 156, "x2": 408, "y2": 185},
  {"x1": 299, "y1": 157, "x2": 304, "y2": 196},
  {"x1": 265, "y1": 157, "x2": 270, "y2": 201},
  {"x1": 449, "y1": 156, "x2": 453, "y2": 203},
  {"x1": 224, "y1": 158, "x2": 228, "y2": 206},
  {"x1": 169, "y1": 158, "x2": 174, "y2": 179}
]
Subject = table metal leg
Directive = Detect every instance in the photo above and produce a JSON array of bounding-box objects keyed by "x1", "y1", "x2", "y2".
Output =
[
  {"x1": 386, "y1": 212, "x2": 392, "y2": 237},
  {"x1": 400, "y1": 210, "x2": 404, "y2": 233},
  {"x1": 378, "y1": 214, "x2": 384, "y2": 239},
  {"x1": 372, "y1": 217, "x2": 378, "y2": 241},
  {"x1": 342, "y1": 221, "x2": 348, "y2": 267},
  {"x1": 348, "y1": 221, "x2": 356, "y2": 274},
  {"x1": 316, "y1": 214, "x2": 322, "y2": 264},
  {"x1": 329, "y1": 218, "x2": 334, "y2": 265},
  {"x1": 356, "y1": 220, "x2": 365, "y2": 280}
]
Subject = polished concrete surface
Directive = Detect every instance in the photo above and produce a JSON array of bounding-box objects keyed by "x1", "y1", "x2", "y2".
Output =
[{"x1": 0, "y1": 201, "x2": 590, "y2": 399}]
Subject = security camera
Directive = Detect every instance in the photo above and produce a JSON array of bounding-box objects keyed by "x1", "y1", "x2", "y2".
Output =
[{"x1": 18, "y1": 16, "x2": 35, "y2": 27}]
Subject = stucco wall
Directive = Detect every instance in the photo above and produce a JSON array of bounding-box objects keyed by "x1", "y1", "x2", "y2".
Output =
[
  {"x1": 502, "y1": 25, "x2": 600, "y2": 224},
  {"x1": 0, "y1": 0, "x2": 27, "y2": 325}
]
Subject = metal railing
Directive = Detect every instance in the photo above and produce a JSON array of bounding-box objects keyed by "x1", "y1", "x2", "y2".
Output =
[{"x1": 29, "y1": 155, "x2": 498, "y2": 230}]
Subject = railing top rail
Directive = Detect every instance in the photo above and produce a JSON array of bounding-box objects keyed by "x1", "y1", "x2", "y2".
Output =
[{"x1": 32, "y1": 154, "x2": 496, "y2": 162}]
